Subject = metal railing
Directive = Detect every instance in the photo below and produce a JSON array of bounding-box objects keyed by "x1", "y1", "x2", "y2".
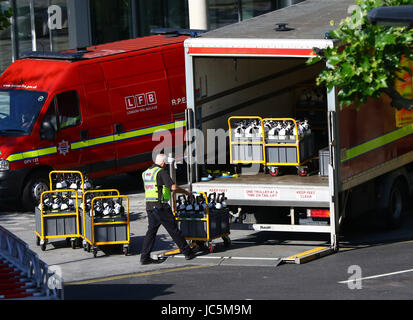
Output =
[{"x1": 0, "y1": 225, "x2": 64, "y2": 300}]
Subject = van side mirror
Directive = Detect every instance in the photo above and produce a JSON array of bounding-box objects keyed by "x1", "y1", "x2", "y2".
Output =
[{"x1": 40, "y1": 121, "x2": 56, "y2": 141}]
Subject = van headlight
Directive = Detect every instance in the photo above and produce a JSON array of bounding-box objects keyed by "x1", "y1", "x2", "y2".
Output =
[{"x1": 0, "y1": 160, "x2": 9, "y2": 171}]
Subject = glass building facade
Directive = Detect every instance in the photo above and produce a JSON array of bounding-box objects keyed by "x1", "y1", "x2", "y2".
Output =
[
  {"x1": 0, "y1": 0, "x2": 69, "y2": 72},
  {"x1": 0, "y1": 0, "x2": 304, "y2": 72}
]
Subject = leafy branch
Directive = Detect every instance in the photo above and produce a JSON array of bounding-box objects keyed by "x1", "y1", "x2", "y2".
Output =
[
  {"x1": 0, "y1": 1, "x2": 12, "y2": 31},
  {"x1": 307, "y1": 0, "x2": 413, "y2": 110}
]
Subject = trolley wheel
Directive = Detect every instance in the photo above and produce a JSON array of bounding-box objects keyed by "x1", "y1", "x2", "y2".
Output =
[
  {"x1": 71, "y1": 239, "x2": 76, "y2": 249},
  {"x1": 123, "y1": 246, "x2": 129, "y2": 256},
  {"x1": 208, "y1": 243, "x2": 214, "y2": 253},
  {"x1": 222, "y1": 236, "x2": 231, "y2": 248},
  {"x1": 268, "y1": 166, "x2": 280, "y2": 177},
  {"x1": 297, "y1": 166, "x2": 308, "y2": 177},
  {"x1": 93, "y1": 247, "x2": 98, "y2": 258},
  {"x1": 86, "y1": 242, "x2": 91, "y2": 253},
  {"x1": 36, "y1": 236, "x2": 40, "y2": 246},
  {"x1": 65, "y1": 238, "x2": 71, "y2": 246},
  {"x1": 195, "y1": 241, "x2": 207, "y2": 252},
  {"x1": 40, "y1": 242, "x2": 47, "y2": 251}
]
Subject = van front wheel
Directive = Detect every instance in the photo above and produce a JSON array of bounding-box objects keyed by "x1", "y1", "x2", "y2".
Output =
[{"x1": 22, "y1": 172, "x2": 49, "y2": 212}]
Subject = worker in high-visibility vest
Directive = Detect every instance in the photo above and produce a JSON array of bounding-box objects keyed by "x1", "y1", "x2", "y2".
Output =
[{"x1": 140, "y1": 153, "x2": 195, "y2": 264}]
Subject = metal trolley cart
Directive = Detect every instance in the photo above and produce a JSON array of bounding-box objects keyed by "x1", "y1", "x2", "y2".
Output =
[
  {"x1": 83, "y1": 195, "x2": 130, "y2": 258},
  {"x1": 80, "y1": 189, "x2": 120, "y2": 252},
  {"x1": 35, "y1": 169, "x2": 87, "y2": 251},
  {"x1": 35, "y1": 189, "x2": 81, "y2": 251},
  {"x1": 263, "y1": 118, "x2": 315, "y2": 177},
  {"x1": 173, "y1": 192, "x2": 231, "y2": 253},
  {"x1": 228, "y1": 116, "x2": 266, "y2": 165}
]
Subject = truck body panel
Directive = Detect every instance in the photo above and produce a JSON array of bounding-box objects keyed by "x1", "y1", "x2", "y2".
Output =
[{"x1": 340, "y1": 94, "x2": 413, "y2": 191}]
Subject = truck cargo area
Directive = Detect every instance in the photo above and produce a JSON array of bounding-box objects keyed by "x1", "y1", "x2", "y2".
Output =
[{"x1": 186, "y1": 54, "x2": 333, "y2": 233}]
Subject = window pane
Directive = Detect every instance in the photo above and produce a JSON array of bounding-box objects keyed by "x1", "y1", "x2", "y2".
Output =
[
  {"x1": 16, "y1": 0, "x2": 32, "y2": 53},
  {"x1": 0, "y1": 90, "x2": 48, "y2": 135},
  {"x1": 33, "y1": 0, "x2": 49, "y2": 51},
  {"x1": 48, "y1": 0, "x2": 69, "y2": 51},
  {"x1": 166, "y1": 0, "x2": 188, "y2": 30},
  {"x1": 0, "y1": 91, "x2": 10, "y2": 115},
  {"x1": 56, "y1": 91, "x2": 81, "y2": 130},
  {"x1": 44, "y1": 100, "x2": 57, "y2": 132},
  {"x1": 209, "y1": 0, "x2": 239, "y2": 30},
  {"x1": 0, "y1": 1, "x2": 12, "y2": 72},
  {"x1": 90, "y1": 0, "x2": 132, "y2": 45},
  {"x1": 241, "y1": 0, "x2": 275, "y2": 20},
  {"x1": 33, "y1": 0, "x2": 69, "y2": 52},
  {"x1": 136, "y1": 0, "x2": 164, "y2": 36}
]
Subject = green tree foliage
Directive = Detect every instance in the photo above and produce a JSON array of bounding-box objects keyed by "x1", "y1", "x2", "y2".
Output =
[
  {"x1": 307, "y1": 0, "x2": 413, "y2": 110},
  {"x1": 0, "y1": 0, "x2": 12, "y2": 31}
]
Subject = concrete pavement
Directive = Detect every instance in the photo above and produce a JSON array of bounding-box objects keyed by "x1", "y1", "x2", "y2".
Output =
[
  {"x1": 0, "y1": 185, "x2": 330, "y2": 284},
  {"x1": 2, "y1": 172, "x2": 413, "y2": 298}
]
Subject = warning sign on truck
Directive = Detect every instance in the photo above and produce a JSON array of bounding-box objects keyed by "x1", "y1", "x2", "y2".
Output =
[
  {"x1": 244, "y1": 188, "x2": 280, "y2": 199},
  {"x1": 295, "y1": 190, "x2": 317, "y2": 200}
]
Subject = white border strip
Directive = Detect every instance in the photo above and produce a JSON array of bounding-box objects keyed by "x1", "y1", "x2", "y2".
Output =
[{"x1": 185, "y1": 38, "x2": 334, "y2": 50}]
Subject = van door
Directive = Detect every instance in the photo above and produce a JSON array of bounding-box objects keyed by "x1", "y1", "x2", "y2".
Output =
[
  {"x1": 76, "y1": 63, "x2": 116, "y2": 178},
  {"x1": 38, "y1": 89, "x2": 84, "y2": 170},
  {"x1": 103, "y1": 52, "x2": 173, "y2": 172},
  {"x1": 163, "y1": 47, "x2": 187, "y2": 119}
]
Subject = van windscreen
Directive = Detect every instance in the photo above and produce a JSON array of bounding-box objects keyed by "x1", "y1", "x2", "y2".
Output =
[{"x1": 0, "y1": 90, "x2": 48, "y2": 136}]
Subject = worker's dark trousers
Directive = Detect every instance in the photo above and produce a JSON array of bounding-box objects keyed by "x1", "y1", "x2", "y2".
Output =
[{"x1": 141, "y1": 204, "x2": 191, "y2": 261}]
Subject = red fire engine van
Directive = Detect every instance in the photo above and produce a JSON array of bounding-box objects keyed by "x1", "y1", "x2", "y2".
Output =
[{"x1": 0, "y1": 34, "x2": 188, "y2": 211}]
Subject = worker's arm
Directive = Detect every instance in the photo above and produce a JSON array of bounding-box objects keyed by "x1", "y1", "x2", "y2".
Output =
[
  {"x1": 171, "y1": 184, "x2": 191, "y2": 196},
  {"x1": 159, "y1": 168, "x2": 191, "y2": 196}
]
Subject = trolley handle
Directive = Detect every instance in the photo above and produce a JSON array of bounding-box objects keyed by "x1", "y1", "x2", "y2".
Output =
[
  {"x1": 49, "y1": 170, "x2": 85, "y2": 192},
  {"x1": 83, "y1": 189, "x2": 120, "y2": 201}
]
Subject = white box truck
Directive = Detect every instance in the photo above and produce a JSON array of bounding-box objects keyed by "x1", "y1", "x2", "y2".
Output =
[{"x1": 182, "y1": 0, "x2": 413, "y2": 259}]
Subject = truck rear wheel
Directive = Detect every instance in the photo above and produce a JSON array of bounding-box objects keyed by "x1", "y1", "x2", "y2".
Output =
[
  {"x1": 22, "y1": 171, "x2": 49, "y2": 212},
  {"x1": 386, "y1": 180, "x2": 406, "y2": 229}
]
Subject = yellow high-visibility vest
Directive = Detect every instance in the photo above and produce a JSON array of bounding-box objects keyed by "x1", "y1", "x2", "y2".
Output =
[{"x1": 142, "y1": 166, "x2": 171, "y2": 203}]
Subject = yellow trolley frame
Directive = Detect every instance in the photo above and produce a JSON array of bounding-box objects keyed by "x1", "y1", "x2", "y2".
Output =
[
  {"x1": 35, "y1": 189, "x2": 81, "y2": 251},
  {"x1": 81, "y1": 189, "x2": 120, "y2": 232},
  {"x1": 80, "y1": 189, "x2": 121, "y2": 252},
  {"x1": 228, "y1": 116, "x2": 266, "y2": 165},
  {"x1": 172, "y1": 192, "x2": 231, "y2": 254},
  {"x1": 263, "y1": 118, "x2": 315, "y2": 176},
  {"x1": 49, "y1": 170, "x2": 85, "y2": 192},
  {"x1": 83, "y1": 195, "x2": 130, "y2": 257},
  {"x1": 35, "y1": 170, "x2": 86, "y2": 251}
]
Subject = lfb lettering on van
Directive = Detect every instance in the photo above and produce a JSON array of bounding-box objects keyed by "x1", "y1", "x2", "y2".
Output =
[{"x1": 125, "y1": 92, "x2": 158, "y2": 111}]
